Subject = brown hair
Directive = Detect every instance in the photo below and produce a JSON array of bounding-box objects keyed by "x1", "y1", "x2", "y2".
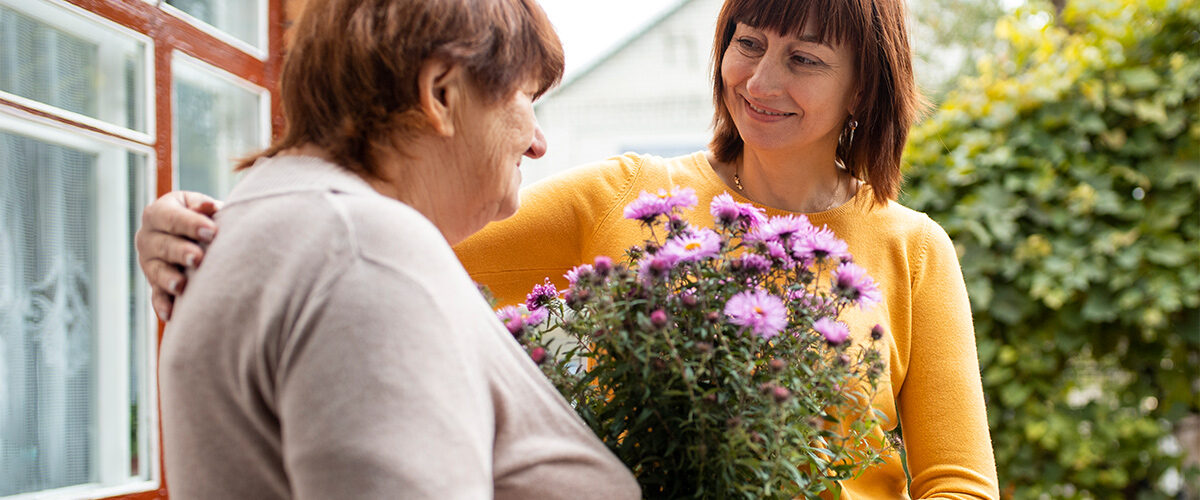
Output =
[
  {"x1": 238, "y1": 0, "x2": 564, "y2": 176},
  {"x1": 709, "y1": 0, "x2": 927, "y2": 206}
]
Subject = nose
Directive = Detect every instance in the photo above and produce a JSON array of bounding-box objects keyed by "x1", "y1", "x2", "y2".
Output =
[
  {"x1": 745, "y1": 59, "x2": 783, "y2": 99},
  {"x1": 524, "y1": 122, "x2": 547, "y2": 159}
]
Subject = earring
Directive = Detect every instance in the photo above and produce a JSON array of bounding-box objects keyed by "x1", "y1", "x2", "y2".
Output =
[{"x1": 841, "y1": 117, "x2": 858, "y2": 152}]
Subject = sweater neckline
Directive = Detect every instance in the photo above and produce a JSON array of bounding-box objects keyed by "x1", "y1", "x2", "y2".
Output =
[{"x1": 685, "y1": 151, "x2": 868, "y2": 224}]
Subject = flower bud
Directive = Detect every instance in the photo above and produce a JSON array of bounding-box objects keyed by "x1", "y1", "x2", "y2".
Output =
[
  {"x1": 650, "y1": 309, "x2": 668, "y2": 328},
  {"x1": 772, "y1": 386, "x2": 791, "y2": 403},
  {"x1": 706, "y1": 311, "x2": 721, "y2": 322},
  {"x1": 651, "y1": 357, "x2": 667, "y2": 371},
  {"x1": 681, "y1": 291, "x2": 698, "y2": 308},
  {"x1": 694, "y1": 342, "x2": 713, "y2": 354},
  {"x1": 838, "y1": 354, "x2": 852, "y2": 366},
  {"x1": 530, "y1": 346, "x2": 547, "y2": 365},
  {"x1": 593, "y1": 255, "x2": 613, "y2": 275},
  {"x1": 871, "y1": 324, "x2": 885, "y2": 341},
  {"x1": 768, "y1": 359, "x2": 786, "y2": 373},
  {"x1": 703, "y1": 393, "x2": 718, "y2": 404}
]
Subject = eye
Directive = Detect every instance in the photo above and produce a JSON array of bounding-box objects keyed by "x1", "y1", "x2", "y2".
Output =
[
  {"x1": 790, "y1": 53, "x2": 821, "y2": 67},
  {"x1": 735, "y1": 37, "x2": 763, "y2": 53}
]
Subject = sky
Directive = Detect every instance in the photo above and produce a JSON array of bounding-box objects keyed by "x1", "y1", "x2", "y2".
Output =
[{"x1": 536, "y1": 0, "x2": 683, "y2": 79}]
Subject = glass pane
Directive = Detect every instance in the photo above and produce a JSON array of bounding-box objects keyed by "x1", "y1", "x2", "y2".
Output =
[
  {"x1": 0, "y1": 127, "x2": 149, "y2": 496},
  {"x1": 0, "y1": 0, "x2": 148, "y2": 133},
  {"x1": 173, "y1": 55, "x2": 266, "y2": 199},
  {"x1": 165, "y1": 0, "x2": 263, "y2": 50}
]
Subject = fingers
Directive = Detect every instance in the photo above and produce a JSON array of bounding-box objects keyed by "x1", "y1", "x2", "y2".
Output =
[
  {"x1": 152, "y1": 288, "x2": 175, "y2": 322},
  {"x1": 142, "y1": 258, "x2": 188, "y2": 299},
  {"x1": 145, "y1": 191, "x2": 220, "y2": 244}
]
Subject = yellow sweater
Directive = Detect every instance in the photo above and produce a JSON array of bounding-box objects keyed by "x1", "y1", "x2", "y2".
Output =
[{"x1": 454, "y1": 152, "x2": 1000, "y2": 499}]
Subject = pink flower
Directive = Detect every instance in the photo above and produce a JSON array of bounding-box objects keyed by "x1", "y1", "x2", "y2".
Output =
[
  {"x1": 530, "y1": 346, "x2": 548, "y2": 365},
  {"x1": 736, "y1": 253, "x2": 772, "y2": 275},
  {"x1": 623, "y1": 186, "x2": 698, "y2": 222},
  {"x1": 747, "y1": 215, "x2": 813, "y2": 244},
  {"x1": 792, "y1": 226, "x2": 849, "y2": 263},
  {"x1": 638, "y1": 252, "x2": 679, "y2": 282},
  {"x1": 593, "y1": 255, "x2": 613, "y2": 275},
  {"x1": 565, "y1": 264, "x2": 594, "y2": 286},
  {"x1": 724, "y1": 289, "x2": 788, "y2": 339},
  {"x1": 814, "y1": 317, "x2": 850, "y2": 345},
  {"x1": 660, "y1": 228, "x2": 721, "y2": 263},
  {"x1": 832, "y1": 262, "x2": 881, "y2": 308},
  {"x1": 710, "y1": 193, "x2": 766, "y2": 229},
  {"x1": 525, "y1": 279, "x2": 558, "y2": 311},
  {"x1": 650, "y1": 309, "x2": 669, "y2": 328},
  {"x1": 496, "y1": 305, "x2": 549, "y2": 338}
]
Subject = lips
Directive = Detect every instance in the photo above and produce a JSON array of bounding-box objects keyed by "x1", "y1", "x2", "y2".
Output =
[{"x1": 743, "y1": 96, "x2": 794, "y2": 117}]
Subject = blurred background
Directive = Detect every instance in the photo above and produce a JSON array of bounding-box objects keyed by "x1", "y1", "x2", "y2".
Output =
[{"x1": 0, "y1": 0, "x2": 1195, "y2": 498}]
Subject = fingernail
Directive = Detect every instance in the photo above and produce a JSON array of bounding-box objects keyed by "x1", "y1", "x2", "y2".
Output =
[
  {"x1": 198, "y1": 227, "x2": 215, "y2": 242},
  {"x1": 185, "y1": 254, "x2": 196, "y2": 267},
  {"x1": 168, "y1": 279, "x2": 180, "y2": 294}
]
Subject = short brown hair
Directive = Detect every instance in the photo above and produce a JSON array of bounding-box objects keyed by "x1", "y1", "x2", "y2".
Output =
[
  {"x1": 239, "y1": 0, "x2": 564, "y2": 175},
  {"x1": 709, "y1": 0, "x2": 927, "y2": 206}
]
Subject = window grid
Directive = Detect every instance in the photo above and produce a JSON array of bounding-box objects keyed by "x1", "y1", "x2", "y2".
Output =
[{"x1": 0, "y1": 0, "x2": 286, "y2": 499}]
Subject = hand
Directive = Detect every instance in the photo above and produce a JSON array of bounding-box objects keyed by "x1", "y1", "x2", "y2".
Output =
[{"x1": 135, "y1": 191, "x2": 222, "y2": 321}]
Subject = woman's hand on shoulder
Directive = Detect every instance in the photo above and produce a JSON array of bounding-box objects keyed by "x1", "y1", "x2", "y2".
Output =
[{"x1": 135, "y1": 191, "x2": 222, "y2": 321}]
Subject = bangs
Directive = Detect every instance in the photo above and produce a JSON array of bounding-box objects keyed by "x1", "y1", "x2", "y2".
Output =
[{"x1": 729, "y1": 0, "x2": 864, "y2": 48}]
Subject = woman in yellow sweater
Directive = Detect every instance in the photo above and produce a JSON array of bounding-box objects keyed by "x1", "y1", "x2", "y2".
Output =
[{"x1": 136, "y1": 0, "x2": 999, "y2": 497}]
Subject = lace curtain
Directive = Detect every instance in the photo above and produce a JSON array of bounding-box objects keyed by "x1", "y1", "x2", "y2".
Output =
[
  {"x1": 0, "y1": 6, "x2": 97, "y2": 494},
  {"x1": 0, "y1": 132, "x2": 96, "y2": 495}
]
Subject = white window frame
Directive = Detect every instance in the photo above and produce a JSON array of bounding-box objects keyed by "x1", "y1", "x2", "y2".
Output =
[
  {"x1": 0, "y1": 0, "x2": 156, "y2": 144},
  {"x1": 171, "y1": 50, "x2": 272, "y2": 196},
  {"x1": 150, "y1": 0, "x2": 269, "y2": 60},
  {"x1": 0, "y1": 106, "x2": 160, "y2": 500}
]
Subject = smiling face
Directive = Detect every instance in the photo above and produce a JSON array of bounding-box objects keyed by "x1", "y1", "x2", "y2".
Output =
[{"x1": 720, "y1": 22, "x2": 857, "y2": 159}]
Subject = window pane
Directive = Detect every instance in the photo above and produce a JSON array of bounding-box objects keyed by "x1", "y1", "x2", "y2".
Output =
[
  {"x1": 173, "y1": 55, "x2": 267, "y2": 199},
  {"x1": 165, "y1": 0, "x2": 263, "y2": 51},
  {"x1": 0, "y1": 126, "x2": 150, "y2": 496},
  {"x1": 0, "y1": 0, "x2": 148, "y2": 133}
]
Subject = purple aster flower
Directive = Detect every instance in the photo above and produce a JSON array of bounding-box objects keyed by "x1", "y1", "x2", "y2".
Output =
[
  {"x1": 525, "y1": 279, "x2": 558, "y2": 311},
  {"x1": 623, "y1": 186, "x2": 698, "y2": 222},
  {"x1": 814, "y1": 317, "x2": 850, "y2": 345},
  {"x1": 565, "y1": 264, "x2": 594, "y2": 286},
  {"x1": 638, "y1": 252, "x2": 679, "y2": 282},
  {"x1": 787, "y1": 290, "x2": 838, "y2": 317},
  {"x1": 736, "y1": 253, "x2": 772, "y2": 275},
  {"x1": 724, "y1": 289, "x2": 788, "y2": 339},
  {"x1": 710, "y1": 193, "x2": 766, "y2": 229},
  {"x1": 496, "y1": 306, "x2": 548, "y2": 338},
  {"x1": 832, "y1": 262, "x2": 882, "y2": 308},
  {"x1": 660, "y1": 228, "x2": 721, "y2": 263},
  {"x1": 793, "y1": 226, "x2": 849, "y2": 263},
  {"x1": 748, "y1": 215, "x2": 814, "y2": 244},
  {"x1": 593, "y1": 255, "x2": 613, "y2": 275}
]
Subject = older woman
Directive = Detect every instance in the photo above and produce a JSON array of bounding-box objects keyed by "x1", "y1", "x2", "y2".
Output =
[
  {"x1": 142, "y1": 0, "x2": 998, "y2": 497},
  {"x1": 155, "y1": 0, "x2": 639, "y2": 498}
]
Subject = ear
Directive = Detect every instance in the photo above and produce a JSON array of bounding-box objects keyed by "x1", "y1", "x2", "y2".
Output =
[{"x1": 417, "y1": 59, "x2": 463, "y2": 136}]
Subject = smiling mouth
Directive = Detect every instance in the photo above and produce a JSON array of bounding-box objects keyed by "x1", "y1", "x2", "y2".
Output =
[{"x1": 744, "y1": 97, "x2": 794, "y2": 117}]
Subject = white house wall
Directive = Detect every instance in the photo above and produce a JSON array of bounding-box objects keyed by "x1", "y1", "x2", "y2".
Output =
[{"x1": 522, "y1": 0, "x2": 723, "y2": 185}]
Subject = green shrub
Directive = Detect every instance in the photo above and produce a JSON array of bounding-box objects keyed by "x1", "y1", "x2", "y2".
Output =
[{"x1": 902, "y1": 0, "x2": 1200, "y2": 497}]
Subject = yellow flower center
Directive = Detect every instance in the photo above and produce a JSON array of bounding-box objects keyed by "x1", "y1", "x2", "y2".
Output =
[
  {"x1": 754, "y1": 306, "x2": 764, "y2": 315},
  {"x1": 685, "y1": 242, "x2": 702, "y2": 251}
]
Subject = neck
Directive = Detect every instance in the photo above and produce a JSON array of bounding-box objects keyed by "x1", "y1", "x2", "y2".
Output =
[
  {"x1": 280, "y1": 141, "x2": 476, "y2": 245},
  {"x1": 714, "y1": 145, "x2": 857, "y2": 213}
]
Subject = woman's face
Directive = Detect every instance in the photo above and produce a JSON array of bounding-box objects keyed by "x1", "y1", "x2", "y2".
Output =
[
  {"x1": 721, "y1": 22, "x2": 857, "y2": 158},
  {"x1": 455, "y1": 80, "x2": 546, "y2": 227}
]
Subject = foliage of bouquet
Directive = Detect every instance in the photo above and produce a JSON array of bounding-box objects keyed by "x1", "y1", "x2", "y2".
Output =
[{"x1": 497, "y1": 188, "x2": 890, "y2": 499}]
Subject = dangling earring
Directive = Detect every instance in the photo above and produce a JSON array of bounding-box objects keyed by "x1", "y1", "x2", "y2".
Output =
[{"x1": 841, "y1": 117, "x2": 858, "y2": 152}]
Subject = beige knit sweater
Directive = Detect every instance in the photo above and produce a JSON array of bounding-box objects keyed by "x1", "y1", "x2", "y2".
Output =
[{"x1": 160, "y1": 156, "x2": 639, "y2": 499}]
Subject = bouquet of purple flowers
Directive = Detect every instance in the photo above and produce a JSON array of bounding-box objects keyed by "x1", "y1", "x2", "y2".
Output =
[{"x1": 498, "y1": 187, "x2": 889, "y2": 499}]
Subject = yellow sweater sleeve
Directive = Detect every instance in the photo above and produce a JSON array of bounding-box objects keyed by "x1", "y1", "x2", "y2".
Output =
[
  {"x1": 453, "y1": 155, "x2": 641, "y2": 306},
  {"x1": 900, "y1": 219, "x2": 1000, "y2": 499}
]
